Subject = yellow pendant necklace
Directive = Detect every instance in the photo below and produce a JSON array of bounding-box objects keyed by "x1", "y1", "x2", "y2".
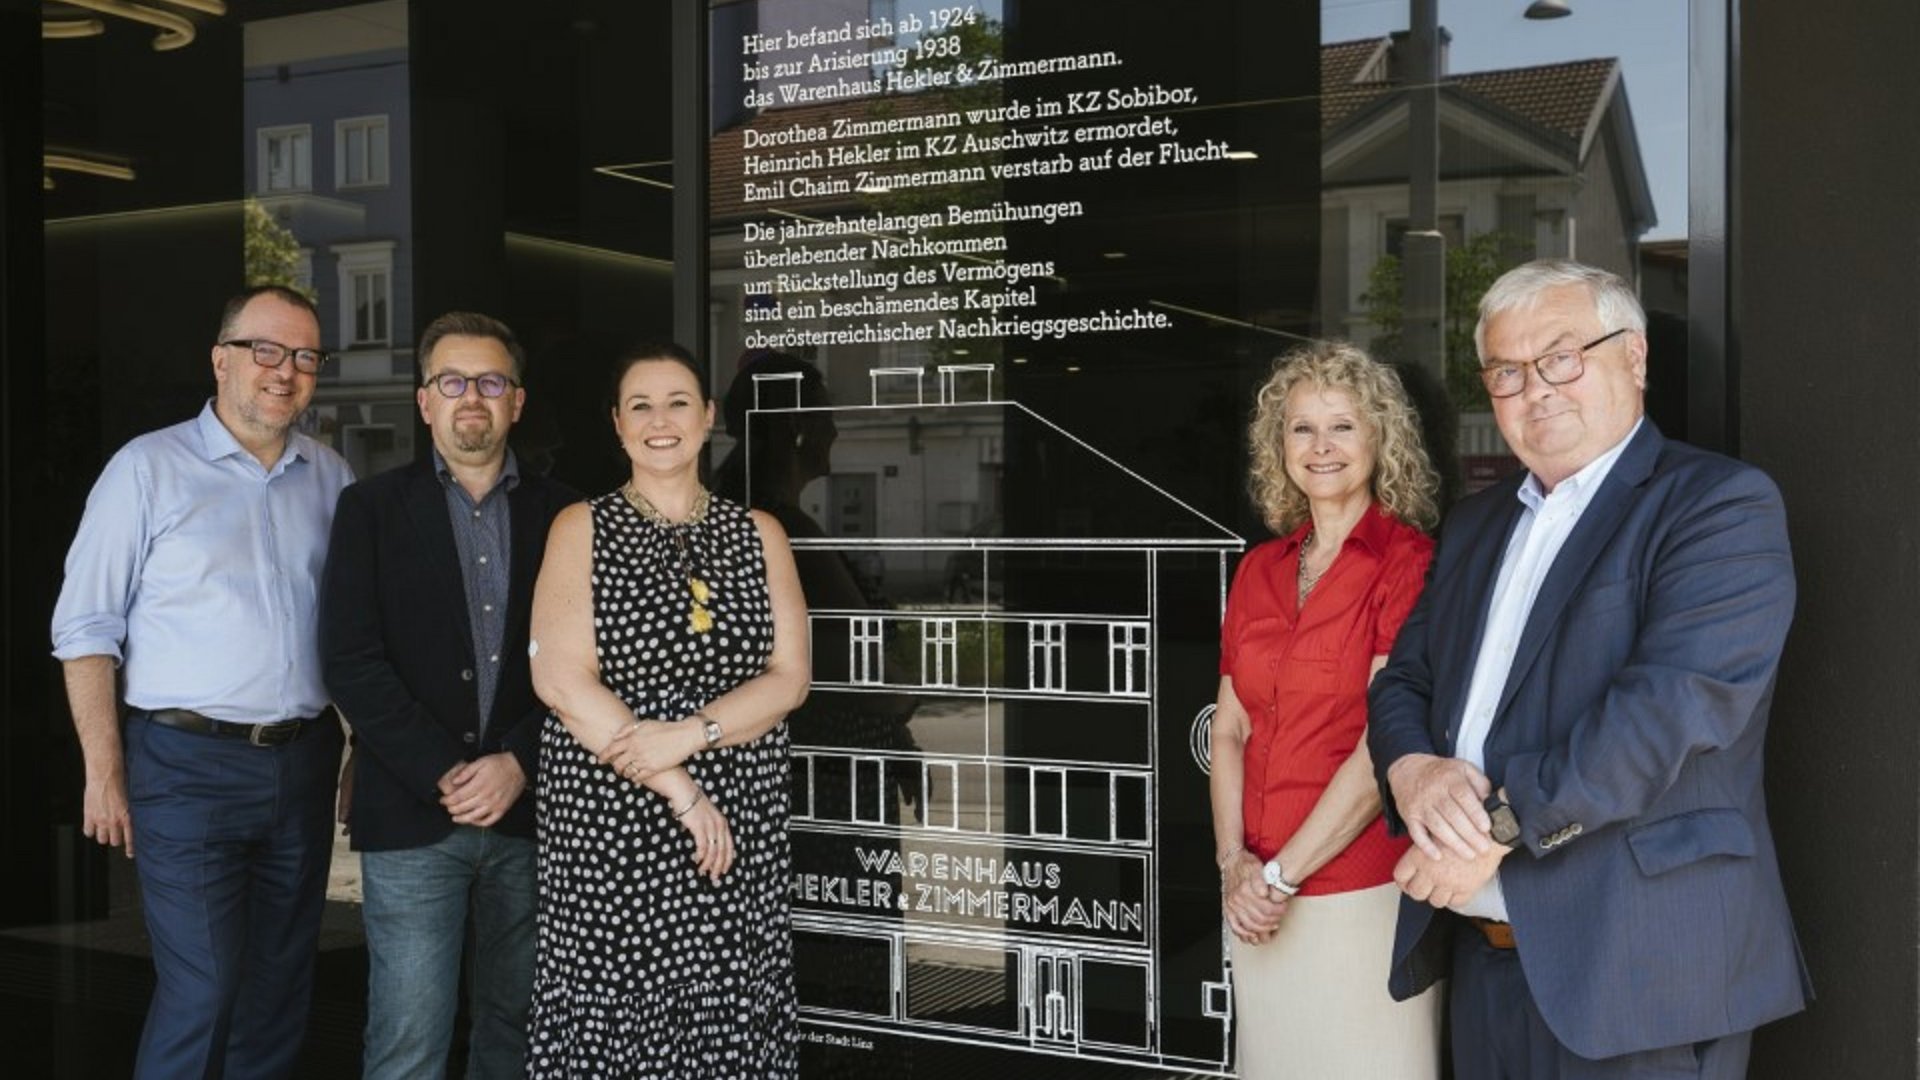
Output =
[{"x1": 621, "y1": 483, "x2": 715, "y2": 634}]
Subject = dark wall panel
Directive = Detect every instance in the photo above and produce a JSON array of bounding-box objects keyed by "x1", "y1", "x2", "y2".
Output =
[{"x1": 1738, "y1": 0, "x2": 1920, "y2": 1075}]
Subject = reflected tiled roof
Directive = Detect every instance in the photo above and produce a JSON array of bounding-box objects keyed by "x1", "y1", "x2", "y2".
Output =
[{"x1": 1320, "y1": 36, "x2": 1618, "y2": 147}]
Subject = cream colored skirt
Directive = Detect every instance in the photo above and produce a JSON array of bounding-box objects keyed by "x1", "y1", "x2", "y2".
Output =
[{"x1": 1229, "y1": 881, "x2": 1441, "y2": 1080}]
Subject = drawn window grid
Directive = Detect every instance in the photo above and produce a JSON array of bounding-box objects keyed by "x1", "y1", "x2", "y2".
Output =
[
  {"x1": 870, "y1": 366, "x2": 924, "y2": 405},
  {"x1": 921, "y1": 617, "x2": 959, "y2": 687},
  {"x1": 853, "y1": 756, "x2": 886, "y2": 824},
  {"x1": 936, "y1": 362, "x2": 994, "y2": 405},
  {"x1": 793, "y1": 752, "x2": 816, "y2": 820},
  {"x1": 922, "y1": 761, "x2": 960, "y2": 830},
  {"x1": 1029, "y1": 766, "x2": 1067, "y2": 839},
  {"x1": 850, "y1": 616, "x2": 884, "y2": 685},
  {"x1": 1112, "y1": 772, "x2": 1151, "y2": 845},
  {"x1": 1027, "y1": 620, "x2": 1066, "y2": 692},
  {"x1": 1108, "y1": 622, "x2": 1150, "y2": 697}
]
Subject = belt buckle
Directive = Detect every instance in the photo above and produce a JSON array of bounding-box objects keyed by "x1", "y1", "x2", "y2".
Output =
[{"x1": 249, "y1": 721, "x2": 297, "y2": 747}]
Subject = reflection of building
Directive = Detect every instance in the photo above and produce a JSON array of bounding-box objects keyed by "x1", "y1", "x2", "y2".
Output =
[
  {"x1": 1318, "y1": 32, "x2": 1656, "y2": 470},
  {"x1": 1318, "y1": 33, "x2": 1655, "y2": 344},
  {"x1": 759, "y1": 367, "x2": 1242, "y2": 1072},
  {"x1": 242, "y1": 1, "x2": 414, "y2": 478}
]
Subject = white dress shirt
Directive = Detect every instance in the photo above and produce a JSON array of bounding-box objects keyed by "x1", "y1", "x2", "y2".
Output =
[{"x1": 1452, "y1": 419, "x2": 1643, "y2": 919}]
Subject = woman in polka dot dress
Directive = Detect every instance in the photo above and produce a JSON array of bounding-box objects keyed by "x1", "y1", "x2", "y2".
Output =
[{"x1": 527, "y1": 343, "x2": 809, "y2": 1077}]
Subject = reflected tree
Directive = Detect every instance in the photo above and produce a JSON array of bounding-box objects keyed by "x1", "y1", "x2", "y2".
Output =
[
  {"x1": 1360, "y1": 231, "x2": 1518, "y2": 403},
  {"x1": 243, "y1": 198, "x2": 311, "y2": 298}
]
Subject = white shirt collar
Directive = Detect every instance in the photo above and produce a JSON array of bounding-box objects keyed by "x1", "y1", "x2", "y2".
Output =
[{"x1": 1518, "y1": 416, "x2": 1645, "y2": 512}]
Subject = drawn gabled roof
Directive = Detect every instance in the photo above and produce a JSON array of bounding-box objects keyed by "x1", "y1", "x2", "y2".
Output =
[{"x1": 746, "y1": 399, "x2": 1241, "y2": 549}]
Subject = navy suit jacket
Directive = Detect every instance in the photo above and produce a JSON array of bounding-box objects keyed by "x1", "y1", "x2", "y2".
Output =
[
  {"x1": 320, "y1": 458, "x2": 578, "y2": 851},
  {"x1": 1368, "y1": 422, "x2": 1811, "y2": 1059}
]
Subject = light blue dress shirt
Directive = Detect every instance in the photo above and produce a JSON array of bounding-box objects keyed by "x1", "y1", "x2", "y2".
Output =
[
  {"x1": 1452, "y1": 418, "x2": 1643, "y2": 920},
  {"x1": 51, "y1": 401, "x2": 355, "y2": 723}
]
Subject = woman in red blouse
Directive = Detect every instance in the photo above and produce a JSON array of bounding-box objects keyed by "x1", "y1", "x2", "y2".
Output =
[{"x1": 1211, "y1": 342, "x2": 1443, "y2": 1078}]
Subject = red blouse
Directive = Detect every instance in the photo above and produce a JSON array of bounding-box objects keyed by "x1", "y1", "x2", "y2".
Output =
[{"x1": 1219, "y1": 504, "x2": 1433, "y2": 896}]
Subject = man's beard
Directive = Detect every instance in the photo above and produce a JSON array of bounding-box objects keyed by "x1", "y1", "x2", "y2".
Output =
[{"x1": 452, "y1": 415, "x2": 498, "y2": 454}]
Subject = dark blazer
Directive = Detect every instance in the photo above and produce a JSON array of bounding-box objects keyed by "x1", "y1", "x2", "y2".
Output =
[
  {"x1": 320, "y1": 457, "x2": 578, "y2": 851},
  {"x1": 1368, "y1": 422, "x2": 1811, "y2": 1060}
]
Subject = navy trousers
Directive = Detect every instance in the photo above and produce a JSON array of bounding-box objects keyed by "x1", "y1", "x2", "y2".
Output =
[
  {"x1": 124, "y1": 711, "x2": 342, "y2": 1080},
  {"x1": 1451, "y1": 928, "x2": 1753, "y2": 1079}
]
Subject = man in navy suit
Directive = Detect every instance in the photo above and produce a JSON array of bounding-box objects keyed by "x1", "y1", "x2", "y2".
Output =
[
  {"x1": 322, "y1": 312, "x2": 576, "y2": 1078},
  {"x1": 1368, "y1": 259, "x2": 1810, "y2": 1078}
]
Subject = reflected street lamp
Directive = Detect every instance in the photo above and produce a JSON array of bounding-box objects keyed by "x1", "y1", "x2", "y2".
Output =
[
  {"x1": 1405, "y1": 0, "x2": 1573, "y2": 391},
  {"x1": 1401, "y1": 0, "x2": 1445, "y2": 386}
]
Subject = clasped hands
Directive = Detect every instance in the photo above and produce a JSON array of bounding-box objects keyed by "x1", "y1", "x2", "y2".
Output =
[
  {"x1": 599, "y1": 717, "x2": 700, "y2": 784},
  {"x1": 1220, "y1": 852, "x2": 1289, "y2": 945},
  {"x1": 599, "y1": 718, "x2": 734, "y2": 882},
  {"x1": 1386, "y1": 754, "x2": 1508, "y2": 909},
  {"x1": 437, "y1": 752, "x2": 527, "y2": 828}
]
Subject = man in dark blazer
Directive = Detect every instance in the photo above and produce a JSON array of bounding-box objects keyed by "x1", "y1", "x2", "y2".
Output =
[
  {"x1": 322, "y1": 312, "x2": 576, "y2": 1079},
  {"x1": 1368, "y1": 259, "x2": 1810, "y2": 1078}
]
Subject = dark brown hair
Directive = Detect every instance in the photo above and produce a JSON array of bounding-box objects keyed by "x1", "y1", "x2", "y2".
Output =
[
  {"x1": 417, "y1": 311, "x2": 526, "y2": 380},
  {"x1": 608, "y1": 342, "x2": 706, "y2": 406}
]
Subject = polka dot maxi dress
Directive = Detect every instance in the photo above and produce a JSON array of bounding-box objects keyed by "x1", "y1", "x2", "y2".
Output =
[{"x1": 528, "y1": 491, "x2": 798, "y2": 1078}]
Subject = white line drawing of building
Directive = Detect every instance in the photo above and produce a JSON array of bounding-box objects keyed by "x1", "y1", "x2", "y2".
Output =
[{"x1": 748, "y1": 365, "x2": 1244, "y2": 1073}]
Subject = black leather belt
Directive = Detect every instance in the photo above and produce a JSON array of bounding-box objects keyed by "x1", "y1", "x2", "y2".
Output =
[{"x1": 139, "y1": 708, "x2": 319, "y2": 747}]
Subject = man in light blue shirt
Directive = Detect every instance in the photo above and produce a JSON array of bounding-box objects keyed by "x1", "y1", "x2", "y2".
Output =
[{"x1": 51, "y1": 285, "x2": 355, "y2": 1079}]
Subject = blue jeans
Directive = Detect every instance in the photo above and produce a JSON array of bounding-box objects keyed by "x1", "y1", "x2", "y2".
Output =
[
  {"x1": 361, "y1": 826, "x2": 536, "y2": 1080},
  {"x1": 124, "y1": 712, "x2": 342, "y2": 1080}
]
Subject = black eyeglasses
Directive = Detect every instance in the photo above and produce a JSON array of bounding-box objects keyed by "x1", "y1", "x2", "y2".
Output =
[
  {"x1": 425, "y1": 371, "x2": 521, "y2": 399},
  {"x1": 1478, "y1": 328, "x2": 1630, "y2": 399},
  {"x1": 222, "y1": 338, "x2": 327, "y2": 375}
]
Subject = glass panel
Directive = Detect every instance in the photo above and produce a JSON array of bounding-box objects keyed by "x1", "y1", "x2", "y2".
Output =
[
  {"x1": 709, "y1": 1, "x2": 1691, "y2": 1074},
  {"x1": 28, "y1": 2, "x2": 675, "y2": 1070}
]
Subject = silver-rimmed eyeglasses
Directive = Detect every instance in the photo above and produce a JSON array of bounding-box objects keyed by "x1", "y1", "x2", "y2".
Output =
[
  {"x1": 1478, "y1": 327, "x2": 1630, "y2": 399},
  {"x1": 222, "y1": 338, "x2": 327, "y2": 375},
  {"x1": 425, "y1": 371, "x2": 521, "y2": 399}
]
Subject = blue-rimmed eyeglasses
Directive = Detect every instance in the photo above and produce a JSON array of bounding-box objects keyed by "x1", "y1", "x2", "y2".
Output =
[
  {"x1": 425, "y1": 371, "x2": 521, "y2": 399},
  {"x1": 222, "y1": 338, "x2": 327, "y2": 375},
  {"x1": 1478, "y1": 327, "x2": 1630, "y2": 399}
]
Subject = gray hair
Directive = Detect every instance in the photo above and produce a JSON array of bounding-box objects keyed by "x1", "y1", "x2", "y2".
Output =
[{"x1": 1473, "y1": 259, "x2": 1645, "y2": 360}]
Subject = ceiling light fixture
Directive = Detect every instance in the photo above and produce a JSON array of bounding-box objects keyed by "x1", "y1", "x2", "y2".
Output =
[
  {"x1": 49, "y1": 0, "x2": 230, "y2": 53},
  {"x1": 43, "y1": 152, "x2": 137, "y2": 190}
]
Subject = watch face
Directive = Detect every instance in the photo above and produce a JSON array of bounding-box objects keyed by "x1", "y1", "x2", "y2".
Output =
[
  {"x1": 1261, "y1": 862, "x2": 1282, "y2": 888},
  {"x1": 1489, "y1": 805, "x2": 1521, "y2": 846},
  {"x1": 704, "y1": 720, "x2": 722, "y2": 747}
]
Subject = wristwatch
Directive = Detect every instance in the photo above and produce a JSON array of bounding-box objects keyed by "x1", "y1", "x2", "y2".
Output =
[
  {"x1": 1485, "y1": 792, "x2": 1521, "y2": 847},
  {"x1": 701, "y1": 716, "x2": 722, "y2": 749},
  {"x1": 1261, "y1": 859, "x2": 1302, "y2": 896}
]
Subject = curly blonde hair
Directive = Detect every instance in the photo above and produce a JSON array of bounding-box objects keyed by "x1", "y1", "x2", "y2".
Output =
[{"x1": 1247, "y1": 342, "x2": 1441, "y2": 535}]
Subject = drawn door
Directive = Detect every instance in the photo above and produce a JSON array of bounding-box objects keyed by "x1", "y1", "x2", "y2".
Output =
[{"x1": 1029, "y1": 951, "x2": 1078, "y2": 1050}]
